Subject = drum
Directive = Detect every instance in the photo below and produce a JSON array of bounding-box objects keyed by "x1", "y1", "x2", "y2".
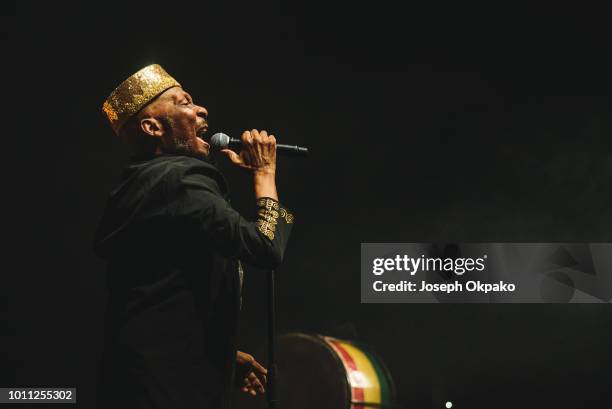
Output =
[{"x1": 257, "y1": 332, "x2": 396, "y2": 409}]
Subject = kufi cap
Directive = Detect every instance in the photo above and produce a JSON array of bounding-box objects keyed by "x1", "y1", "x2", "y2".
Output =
[{"x1": 102, "y1": 64, "x2": 181, "y2": 134}]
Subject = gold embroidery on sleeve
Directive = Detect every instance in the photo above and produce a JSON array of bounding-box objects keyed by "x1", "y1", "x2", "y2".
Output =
[
  {"x1": 279, "y1": 208, "x2": 294, "y2": 224},
  {"x1": 256, "y1": 198, "x2": 294, "y2": 240},
  {"x1": 256, "y1": 198, "x2": 279, "y2": 240}
]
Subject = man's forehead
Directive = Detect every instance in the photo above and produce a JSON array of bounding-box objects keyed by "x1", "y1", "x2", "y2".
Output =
[
  {"x1": 159, "y1": 86, "x2": 189, "y2": 101},
  {"x1": 139, "y1": 86, "x2": 182, "y2": 115}
]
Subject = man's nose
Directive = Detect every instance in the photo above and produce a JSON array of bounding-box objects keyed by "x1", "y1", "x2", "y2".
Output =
[{"x1": 195, "y1": 105, "x2": 208, "y2": 119}]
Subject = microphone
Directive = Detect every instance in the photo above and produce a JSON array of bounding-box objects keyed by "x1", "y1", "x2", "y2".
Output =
[{"x1": 210, "y1": 132, "x2": 309, "y2": 157}]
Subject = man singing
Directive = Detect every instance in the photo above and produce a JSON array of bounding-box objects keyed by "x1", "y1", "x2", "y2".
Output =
[{"x1": 94, "y1": 64, "x2": 294, "y2": 408}]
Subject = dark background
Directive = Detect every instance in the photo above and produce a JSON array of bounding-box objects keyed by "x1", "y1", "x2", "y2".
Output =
[{"x1": 5, "y1": 1, "x2": 612, "y2": 408}]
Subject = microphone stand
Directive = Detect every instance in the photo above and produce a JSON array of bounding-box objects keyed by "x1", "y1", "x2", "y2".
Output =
[{"x1": 267, "y1": 268, "x2": 279, "y2": 409}]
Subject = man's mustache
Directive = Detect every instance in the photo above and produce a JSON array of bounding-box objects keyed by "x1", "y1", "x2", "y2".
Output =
[{"x1": 197, "y1": 120, "x2": 208, "y2": 130}]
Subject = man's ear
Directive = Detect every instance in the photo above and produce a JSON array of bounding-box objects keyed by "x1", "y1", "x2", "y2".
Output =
[{"x1": 140, "y1": 117, "x2": 164, "y2": 138}]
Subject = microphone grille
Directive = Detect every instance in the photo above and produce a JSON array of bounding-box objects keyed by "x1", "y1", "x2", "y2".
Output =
[{"x1": 210, "y1": 132, "x2": 230, "y2": 150}]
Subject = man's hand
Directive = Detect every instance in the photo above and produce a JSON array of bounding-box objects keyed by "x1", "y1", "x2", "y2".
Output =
[
  {"x1": 221, "y1": 129, "x2": 278, "y2": 201},
  {"x1": 235, "y1": 350, "x2": 267, "y2": 397},
  {"x1": 221, "y1": 129, "x2": 277, "y2": 175}
]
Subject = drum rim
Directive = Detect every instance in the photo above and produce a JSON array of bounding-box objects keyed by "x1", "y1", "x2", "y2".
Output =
[
  {"x1": 276, "y1": 332, "x2": 397, "y2": 408},
  {"x1": 316, "y1": 334, "x2": 396, "y2": 406},
  {"x1": 277, "y1": 332, "x2": 353, "y2": 409}
]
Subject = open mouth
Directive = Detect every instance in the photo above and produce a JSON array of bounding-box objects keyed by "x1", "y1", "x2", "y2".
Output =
[{"x1": 197, "y1": 126, "x2": 210, "y2": 144}]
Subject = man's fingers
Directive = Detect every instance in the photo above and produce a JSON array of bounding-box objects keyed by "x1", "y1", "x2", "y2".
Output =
[
  {"x1": 251, "y1": 129, "x2": 261, "y2": 141},
  {"x1": 252, "y1": 378, "x2": 264, "y2": 393},
  {"x1": 220, "y1": 149, "x2": 242, "y2": 164},
  {"x1": 259, "y1": 130, "x2": 274, "y2": 146},
  {"x1": 248, "y1": 372, "x2": 261, "y2": 386},
  {"x1": 238, "y1": 351, "x2": 254, "y2": 364},
  {"x1": 239, "y1": 129, "x2": 276, "y2": 149},
  {"x1": 248, "y1": 371, "x2": 265, "y2": 393},
  {"x1": 233, "y1": 129, "x2": 277, "y2": 174},
  {"x1": 251, "y1": 359, "x2": 268, "y2": 375},
  {"x1": 245, "y1": 129, "x2": 258, "y2": 147},
  {"x1": 242, "y1": 130, "x2": 253, "y2": 146}
]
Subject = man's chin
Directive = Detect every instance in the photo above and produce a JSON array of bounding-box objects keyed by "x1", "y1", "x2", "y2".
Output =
[
  {"x1": 191, "y1": 149, "x2": 210, "y2": 159},
  {"x1": 168, "y1": 146, "x2": 210, "y2": 160},
  {"x1": 196, "y1": 137, "x2": 211, "y2": 156}
]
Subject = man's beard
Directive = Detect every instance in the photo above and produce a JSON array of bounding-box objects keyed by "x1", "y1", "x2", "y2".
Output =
[
  {"x1": 172, "y1": 135, "x2": 192, "y2": 154},
  {"x1": 160, "y1": 117, "x2": 209, "y2": 161}
]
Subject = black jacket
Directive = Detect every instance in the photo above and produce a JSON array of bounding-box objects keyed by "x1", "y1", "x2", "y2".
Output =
[{"x1": 94, "y1": 154, "x2": 293, "y2": 409}]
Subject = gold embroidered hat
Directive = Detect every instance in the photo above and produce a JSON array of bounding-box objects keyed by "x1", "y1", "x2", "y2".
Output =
[{"x1": 102, "y1": 64, "x2": 181, "y2": 135}]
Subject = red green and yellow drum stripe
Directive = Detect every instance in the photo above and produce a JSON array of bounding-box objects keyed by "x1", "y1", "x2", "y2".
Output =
[{"x1": 322, "y1": 336, "x2": 393, "y2": 409}]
